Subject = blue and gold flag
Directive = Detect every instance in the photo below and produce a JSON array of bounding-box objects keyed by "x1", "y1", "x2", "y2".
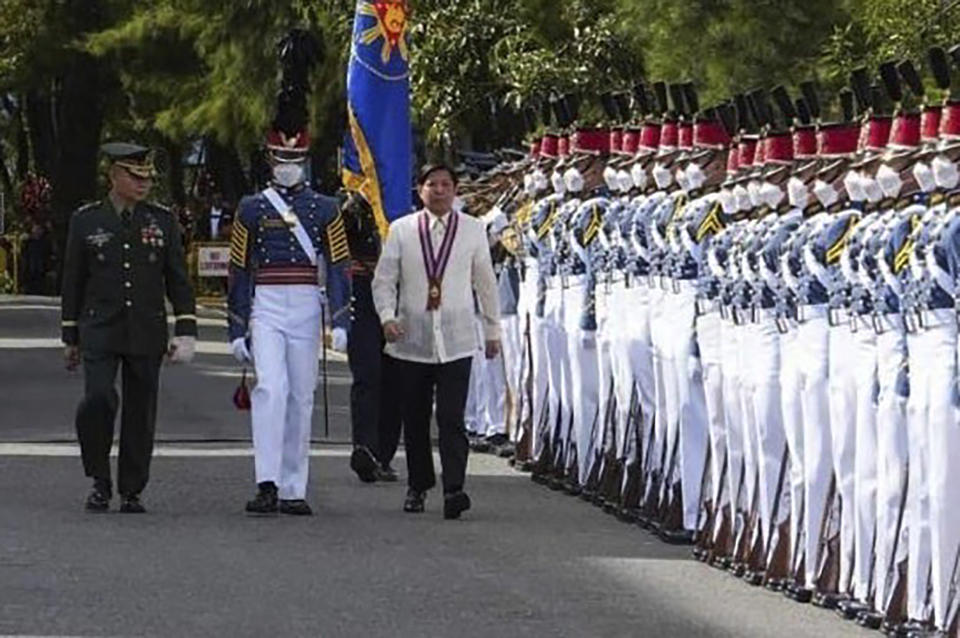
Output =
[{"x1": 342, "y1": 0, "x2": 413, "y2": 237}]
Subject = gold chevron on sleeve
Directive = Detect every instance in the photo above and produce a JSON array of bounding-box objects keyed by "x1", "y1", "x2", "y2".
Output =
[
  {"x1": 230, "y1": 221, "x2": 249, "y2": 269},
  {"x1": 326, "y1": 211, "x2": 350, "y2": 264}
]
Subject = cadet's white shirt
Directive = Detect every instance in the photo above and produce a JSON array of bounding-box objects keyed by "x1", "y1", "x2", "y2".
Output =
[{"x1": 373, "y1": 209, "x2": 501, "y2": 363}]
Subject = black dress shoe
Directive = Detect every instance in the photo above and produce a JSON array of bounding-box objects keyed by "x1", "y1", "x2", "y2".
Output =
[
  {"x1": 376, "y1": 464, "x2": 399, "y2": 482},
  {"x1": 887, "y1": 619, "x2": 931, "y2": 638},
  {"x1": 279, "y1": 499, "x2": 313, "y2": 516},
  {"x1": 119, "y1": 494, "x2": 146, "y2": 514},
  {"x1": 443, "y1": 491, "x2": 471, "y2": 520},
  {"x1": 403, "y1": 489, "x2": 426, "y2": 513},
  {"x1": 85, "y1": 478, "x2": 111, "y2": 512},
  {"x1": 659, "y1": 528, "x2": 696, "y2": 545},
  {"x1": 836, "y1": 598, "x2": 871, "y2": 620},
  {"x1": 246, "y1": 481, "x2": 279, "y2": 515},
  {"x1": 856, "y1": 610, "x2": 884, "y2": 629},
  {"x1": 764, "y1": 578, "x2": 784, "y2": 592},
  {"x1": 812, "y1": 591, "x2": 846, "y2": 610},
  {"x1": 497, "y1": 443, "x2": 516, "y2": 459},
  {"x1": 791, "y1": 586, "x2": 814, "y2": 604},
  {"x1": 350, "y1": 447, "x2": 379, "y2": 483},
  {"x1": 486, "y1": 433, "x2": 509, "y2": 447}
]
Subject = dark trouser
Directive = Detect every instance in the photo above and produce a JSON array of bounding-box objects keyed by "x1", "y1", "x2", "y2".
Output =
[
  {"x1": 347, "y1": 275, "x2": 402, "y2": 465},
  {"x1": 76, "y1": 351, "x2": 162, "y2": 496},
  {"x1": 394, "y1": 355, "x2": 472, "y2": 494}
]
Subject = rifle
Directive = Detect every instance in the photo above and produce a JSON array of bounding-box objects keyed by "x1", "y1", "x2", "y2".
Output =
[
  {"x1": 618, "y1": 387, "x2": 645, "y2": 519},
  {"x1": 657, "y1": 422, "x2": 685, "y2": 533},
  {"x1": 762, "y1": 444, "x2": 792, "y2": 585},
  {"x1": 814, "y1": 474, "x2": 841, "y2": 599},
  {"x1": 880, "y1": 464, "x2": 909, "y2": 618},
  {"x1": 731, "y1": 469, "x2": 761, "y2": 577},
  {"x1": 595, "y1": 382, "x2": 622, "y2": 506},
  {"x1": 692, "y1": 441, "x2": 714, "y2": 559},
  {"x1": 514, "y1": 311, "x2": 534, "y2": 465},
  {"x1": 707, "y1": 451, "x2": 733, "y2": 565}
]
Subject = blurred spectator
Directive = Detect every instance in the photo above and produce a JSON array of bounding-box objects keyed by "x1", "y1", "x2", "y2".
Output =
[{"x1": 22, "y1": 222, "x2": 51, "y2": 295}]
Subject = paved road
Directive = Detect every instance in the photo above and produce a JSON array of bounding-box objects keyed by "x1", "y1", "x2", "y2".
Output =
[{"x1": 0, "y1": 296, "x2": 869, "y2": 638}]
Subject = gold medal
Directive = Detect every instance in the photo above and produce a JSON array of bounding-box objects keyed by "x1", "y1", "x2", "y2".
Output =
[{"x1": 427, "y1": 280, "x2": 441, "y2": 310}]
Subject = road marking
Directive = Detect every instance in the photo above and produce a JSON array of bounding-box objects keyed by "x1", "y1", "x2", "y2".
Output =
[
  {"x1": 0, "y1": 444, "x2": 519, "y2": 476},
  {"x1": 0, "y1": 338, "x2": 349, "y2": 362}
]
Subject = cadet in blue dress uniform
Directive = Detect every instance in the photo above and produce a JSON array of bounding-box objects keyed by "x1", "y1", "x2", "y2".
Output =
[{"x1": 227, "y1": 35, "x2": 350, "y2": 515}]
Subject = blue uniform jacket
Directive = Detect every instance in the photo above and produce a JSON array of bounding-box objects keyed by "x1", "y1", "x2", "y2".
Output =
[{"x1": 227, "y1": 186, "x2": 350, "y2": 341}]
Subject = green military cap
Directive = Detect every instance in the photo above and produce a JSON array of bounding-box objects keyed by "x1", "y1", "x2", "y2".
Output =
[{"x1": 101, "y1": 142, "x2": 156, "y2": 178}]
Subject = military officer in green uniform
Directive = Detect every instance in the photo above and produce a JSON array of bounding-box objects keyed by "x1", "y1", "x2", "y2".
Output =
[{"x1": 61, "y1": 142, "x2": 197, "y2": 513}]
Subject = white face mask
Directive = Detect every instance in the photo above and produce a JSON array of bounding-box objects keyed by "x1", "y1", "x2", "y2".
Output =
[
  {"x1": 685, "y1": 163, "x2": 707, "y2": 191},
  {"x1": 876, "y1": 164, "x2": 903, "y2": 199},
  {"x1": 523, "y1": 174, "x2": 535, "y2": 195},
  {"x1": 652, "y1": 163, "x2": 673, "y2": 189},
  {"x1": 603, "y1": 166, "x2": 619, "y2": 192},
  {"x1": 860, "y1": 175, "x2": 884, "y2": 202},
  {"x1": 733, "y1": 184, "x2": 751, "y2": 211},
  {"x1": 842, "y1": 171, "x2": 866, "y2": 202},
  {"x1": 675, "y1": 167, "x2": 691, "y2": 192},
  {"x1": 563, "y1": 167, "x2": 584, "y2": 193},
  {"x1": 551, "y1": 171, "x2": 566, "y2": 195},
  {"x1": 759, "y1": 181, "x2": 784, "y2": 208},
  {"x1": 631, "y1": 163, "x2": 648, "y2": 189},
  {"x1": 718, "y1": 188, "x2": 737, "y2": 214},
  {"x1": 746, "y1": 180, "x2": 763, "y2": 207},
  {"x1": 933, "y1": 155, "x2": 960, "y2": 190},
  {"x1": 617, "y1": 170, "x2": 633, "y2": 193},
  {"x1": 913, "y1": 161, "x2": 936, "y2": 193},
  {"x1": 813, "y1": 179, "x2": 839, "y2": 208},
  {"x1": 533, "y1": 169, "x2": 549, "y2": 192},
  {"x1": 272, "y1": 162, "x2": 305, "y2": 188},
  {"x1": 787, "y1": 176, "x2": 808, "y2": 209}
]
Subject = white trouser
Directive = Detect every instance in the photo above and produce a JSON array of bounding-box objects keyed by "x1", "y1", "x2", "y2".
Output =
[
  {"x1": 828, "y1": 323, "x2": 858, "y2": 594},
  {"x1": 594, "y1": 283, "x2": 616, "y2": 469},
  {"x1": 736, "y1": 322, "x2": 760, "y2": 539},
  {"x1": 850, "y1": 320, "x2": 878, "y2": 603},
  {"x1": 500, "y1": 314, "x2": 522, "y2": 441},
  {"x1": 518, "y1": 263, "x2": 549, "y2": 458},
  {"x1": 623, "y1": 284, "x2": 655, "y2": 478},
  {"x1": 464, "y1": 337, "x2": 486, "y2": 434},
  {"x1": 795, "y1": 308, "x2": 833, "y2": 588},
  {"x1": 696, "y1": 308, "x2": 726, "y2": 539},
  {"x1": 482, "y1": 341, "x2": 507, "y2": 437},
  {"x1": 670, "y1": 284, "x2": 709, "y2": 530},
  {"x1": 925, "y1": 310, "x2": 959, "y2": 630},
  {"x1": 544, "y1": 280, "x2": 571, "y2": 464},
  {"x1": 250, "y1": 284, "x2": 323, "y2": 500},
  {"x1": 906, "y1": 318, "x2": 936, "y2": 621},
  {"x1": 779, "y1": 317, "x2": 806, "y2": 576},
  {"x1": 873, "y1": 314, "x2": 910, "y2": 613},
  {"x1": 645, "y1": 285, "x2": 670, "y2": 499},
  {"x1": 654, "y1": 286, "x2": 681, "y2": 507},
  {"x1": 749, "y1": 315, "x2": 787, "y2": 549},
  {"x1": 720, "y1": 317, "x2": 745, "y2": 530},
  {"x1": 563, "y1": 277, "x2": 600, "y2": 485}
]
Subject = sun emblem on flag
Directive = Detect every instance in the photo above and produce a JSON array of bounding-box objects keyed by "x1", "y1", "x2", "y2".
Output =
[{"x1": 358, "y1": 1, "x2": 410, "y2": 64}]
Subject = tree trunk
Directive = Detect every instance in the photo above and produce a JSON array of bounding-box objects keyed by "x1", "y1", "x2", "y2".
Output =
[
  {"x1": 161, "y1": 138, "x2": 186, "y2": 207},
  {"x1": 50, "y1": 53, "x2": 108, "y2": 285},
  {"x1": 24, "y1": 89, "x2": 56, "y2": 178}
]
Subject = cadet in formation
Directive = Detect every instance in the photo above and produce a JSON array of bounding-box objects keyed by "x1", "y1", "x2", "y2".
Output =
[{"x1": 458, "y1": 47, "x2": 960, "y2": 638}]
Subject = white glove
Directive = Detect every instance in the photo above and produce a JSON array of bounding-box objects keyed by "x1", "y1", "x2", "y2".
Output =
[
  {"x1": 331, "y1": 327, "x2": 348, "y2": 353},
  {"x1": 167, "y1": 335, "x2": 196, "y2": 364},
  {"x1": 231, "y1": 337, "x2": 252, "y2": 363}
]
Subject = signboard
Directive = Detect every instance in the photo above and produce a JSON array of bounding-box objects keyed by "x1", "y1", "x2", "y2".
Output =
[{"x1": 197, "y1": 245, "x2": 230, "y2": 278}]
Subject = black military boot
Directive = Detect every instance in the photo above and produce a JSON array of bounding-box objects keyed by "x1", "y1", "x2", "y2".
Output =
[
  {"x1": 85, "y1": 478, "x2": 112, "y2": 512},
  {"x1": 279, "y1": 499, "x2": 313, "y2": 516},
  {"x1": 403, "y1": 488, "x2": 426, "y2": 513},
  {"x1": 245, "y1": 481, "x2": 279, "y2": 515},
  {"x1": 350, "y1": 446, "x2": 379, "y2": 483},
  {"x1": 443, "y1": 490, "x2": 471, "y2": 520},
  {"x1": 119, "y1": 493, "x2": 146, "y2": 514}
]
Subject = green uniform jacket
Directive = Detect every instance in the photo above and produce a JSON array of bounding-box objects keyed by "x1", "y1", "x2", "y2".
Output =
[{"x1": 61, "y1": 199, "x2": 197, "y2": 355}]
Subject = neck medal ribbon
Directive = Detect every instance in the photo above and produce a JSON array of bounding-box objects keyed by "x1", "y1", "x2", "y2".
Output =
[{"x1": 418, "y1": 211, "x2": 459, "y2": 310}]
